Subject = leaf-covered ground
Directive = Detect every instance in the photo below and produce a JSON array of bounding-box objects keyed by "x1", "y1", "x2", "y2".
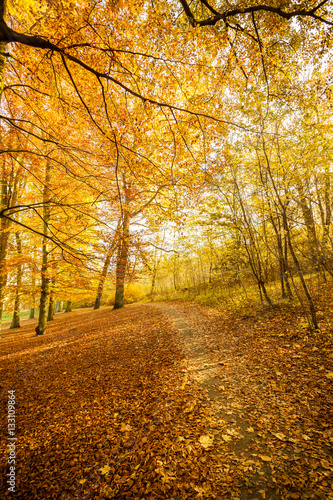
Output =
[{"x1": 0, "y1": 302, "x2": 332, "y2": 499}]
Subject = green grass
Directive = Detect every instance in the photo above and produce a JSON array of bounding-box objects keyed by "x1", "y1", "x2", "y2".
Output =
[{"x1": 2, "y1": 310, "x2": 38, "y2": 321}]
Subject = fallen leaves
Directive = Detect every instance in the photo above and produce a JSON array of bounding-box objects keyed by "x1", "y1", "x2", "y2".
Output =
[
  {"x1": 120, "y1": 423, "x2": 132, "y2": 432},
  {"x1": 259, "y1": 455, "x2": 272, "y2": 462},
  {"x1": 221, "y1": 434, "x2": 232, "y2": 442},
  {"x1": 199, "y1": 435, "x2": 214, "y2": 449},
  {"x1": 1, "y1": 301, "x2": 333, "y2": 500},
  {"x1": 99, "y1": 465, "x2": 111, "y2": 475},
  {"x1": 271, "y1": 432, "x2": 287, "y2": 441}
]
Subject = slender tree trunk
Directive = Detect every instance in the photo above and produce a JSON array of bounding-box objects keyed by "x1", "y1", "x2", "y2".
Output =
[
  {"x1": 35, "y1": 162, "x2": 51, "y2": 336},
  {"x1": 284, "y1": 215, "x2": 318, "y2": 330},
  {"x1": 47, "y1": 297, "x2": 54, "y2": 320},
  {"x1": 259, "y1": 280, "x2": 272, "y2": 307},
  {"x1": 94, "y1": 232, "x2": 118, "y2": 310},
  {"x1": 47, "y1": 291, "x2": 55, "y2": 321},
  {"x1": 113, "y1": 212, "x2": 130, "y2": 310},
  {"x1": 0, "y1": 1, "x2": 7, "y2": 101},
  {"x1": 274, "y1": 223, "x2": 287, "y2": 298},
  {"x1": 323, "y1": 167, "x2": 331, "y2": 247},
  {"x1": 35, "y1": 262, "x2": 49, "y2": 335},
  {"x1": 0, "y1": 175, "x2": 9, "y2": 325},
  {"x1": 0, "y1": 159, "x2": 19, "y2": 327},
  {"x1": 234, "y1": 174, "x2": 272, "y2": 307},
  {"x1": 150, "y1": 263, "x2": 157, "y2": 298},
  {"x1": 296, "y1": 178, "x2": 320, "y2": 270},
  {"x1": 29, "y1": 260, "x2": 37, "y2": 319},
  {"x1": 173, "y1": 254, "x2": 179, "y2": 291},
  {"x1": 10, "y1": 231, "x2": 22, "y2": 329},
  {"x1": 47, "y1": 266, "x2": 56, "y2": 321}
]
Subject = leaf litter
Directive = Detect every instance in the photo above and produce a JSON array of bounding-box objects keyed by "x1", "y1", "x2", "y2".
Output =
[{"x1": 0, "y1": 301, "x2": 332, "y2": 499}]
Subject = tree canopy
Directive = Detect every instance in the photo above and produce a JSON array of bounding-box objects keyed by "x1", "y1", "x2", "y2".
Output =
[{"x1": 0, "y1": 0, "x2": 333, "y2": 332}]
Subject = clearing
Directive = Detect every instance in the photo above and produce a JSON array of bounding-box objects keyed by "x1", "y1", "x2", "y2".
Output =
[{"x1": 0, "y1": 302, "x2": 332, "y2": 500}]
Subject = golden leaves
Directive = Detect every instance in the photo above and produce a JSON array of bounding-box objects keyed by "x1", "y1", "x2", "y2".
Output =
[
  {"x1": 199, "y1": 435, "x2": 214, "y2": 449},
  {"x1": 259, "y1": 455, "x2": 272, "y2": 462},
  {"x1": 99, "y1": 464, "x2": 111, "y2": 475},
  {"x1": 120, "y1": 423, "x2": 132, "y2": 432}
]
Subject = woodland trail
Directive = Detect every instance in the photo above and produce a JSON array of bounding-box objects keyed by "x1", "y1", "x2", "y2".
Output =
[{"x1": 0, "y1": 303, "x2": 332, "y2": 500}]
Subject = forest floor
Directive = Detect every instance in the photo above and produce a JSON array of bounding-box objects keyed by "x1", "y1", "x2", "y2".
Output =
[{"x1": 0, "y1": 301, "x2": 333, "y2": 500}]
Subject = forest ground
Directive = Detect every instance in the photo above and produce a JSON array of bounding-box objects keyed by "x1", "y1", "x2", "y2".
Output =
[{"x1": 0, "y1": 301, "x2": 332, "y2": 500}]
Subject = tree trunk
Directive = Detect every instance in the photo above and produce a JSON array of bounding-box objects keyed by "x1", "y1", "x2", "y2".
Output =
[
  {"x1": 0, "y1": 158, "x2": 19, "y2": 327},
  {"x1": 47, "y1": 269, "x2": 56, "y2": 321},
  {"x1": 0, "y1": 1, "x2": 7, "y2": 101},
  {"x1": 296, "y1": 178, "x2": 320, "y2": 269},
  {"x1": 113, "y1": 212, "x2": 130, "y2": 310},
  {"x1": 150, "y1": 264, "x2": 157, "y2": 298},
  {"x1": 35, "y1": 162, "x2": 51, "y2": 336},
  {"x1": 55, "y1": 300, "x2": 61, "y2": 313},
  {"x1": 284, "y1": 215, "x2": 318, "y2": 330},
  {"x1": 35, "y1": 272, "x2": 49, "y2": 335},
  {"x1": 283, "y1": 232, "x2": 293, "y2": 299},
  {"x1": 234, "y1": 173, "x2": 273, "y2": 307},
  {"x1": 10, "y1": 231, "x2": 22, "y2": 329},
  {"x1": 29, "y1": 263, "x2": 37, "y2": 319},
  {"x1": 65, "y1": 300, "x2": 72, "y2": 313},
  {"x1": 94, "y1": 231, "x2": 118, "y2": 310},
  {"x1": 259, "y1": 280, "x2": 272, "y2": 307},
  {"x1": 0, "y1": 176, "x2": 9, "y2": 325},
  {"x1": 323, "y1": 167, "x2": 331, "y2": 247},
  {"x1": 47, "y1": 294, "x2": 54, "y2": 321}
]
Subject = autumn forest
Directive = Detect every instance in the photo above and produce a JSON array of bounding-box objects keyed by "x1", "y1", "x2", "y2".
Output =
[{"x1": 1, "y1": 0, "x2": 333, "y2": 499}]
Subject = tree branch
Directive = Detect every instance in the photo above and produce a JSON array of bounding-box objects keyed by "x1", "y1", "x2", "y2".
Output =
[{"x1": 178, "y1": 0, "x2": 333, "y2": 27}]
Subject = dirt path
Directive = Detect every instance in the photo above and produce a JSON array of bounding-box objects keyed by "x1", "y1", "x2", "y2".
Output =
[
  {"x1": 149, "y1": 302, "x2": 333, "y2": 500},
  {"x1": 0, "y1": 303, "x2": 332, "y2": 500},
  {"x1": 150, "y1": 303, "x2": 282, "y2": 500}
]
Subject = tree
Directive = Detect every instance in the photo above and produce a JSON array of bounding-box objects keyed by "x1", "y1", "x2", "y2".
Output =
[{"x1": 1, "y1": 0, "x2": 332, "y2": 329}]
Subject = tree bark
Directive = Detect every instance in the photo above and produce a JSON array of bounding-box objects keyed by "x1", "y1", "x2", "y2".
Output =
[
  {"x1": 47, "y1": 267, "x2": 56, "y2": 321},
  {"x1": 0, "y1": 1, "x2": 7, "y2": 101},
  {"x1": 94, "y1": 229, "x2": 119, "y2": 310},
  {"x1": 296, "y1": 177, "x2": 320, "y2": 269},
  {"x1": 0, "y1": 157, "x2": 19, "y2": 326},
  {"x1": 65, "y1": 300, "x2": 72, "y2": 313},
  {"x1": 113, "y1": 212, "x2": 130, "y2": 310},
  {"x1": 47, "y1": 292, "x2": 55, "y2": 321},
  {"x1": 283, "y1": 215, "x2": 318, "y2": 330},
  {"x1": 35, "y1": 162, "x2": 51, "y2": 335},
  {"x1": 10, "y1": 231, "x2": 22, "y2": 329},
  {"x1": 29, "y1": 260, "x2": 37, "y2": 319}
]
